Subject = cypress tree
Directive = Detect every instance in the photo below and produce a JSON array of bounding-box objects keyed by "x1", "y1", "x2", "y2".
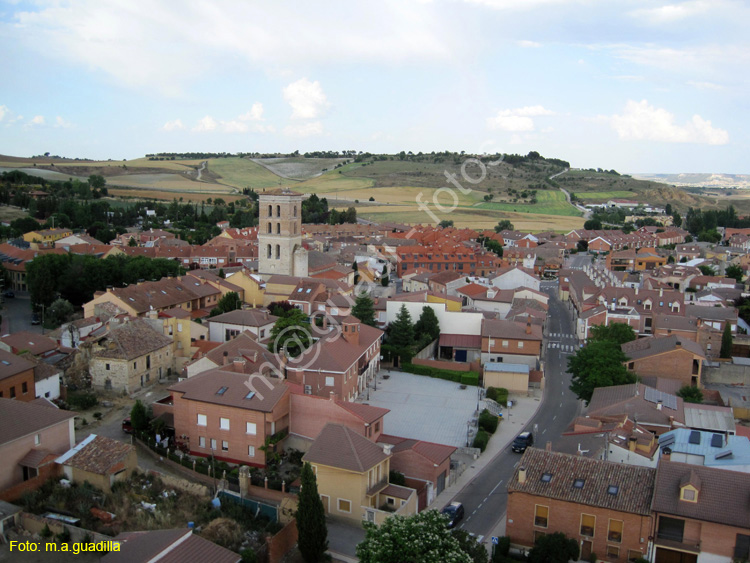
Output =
[
  {"x1": 296, "y1": 462, "x2": 328, "y2": 562},
  {"x1": 720, "y1": 323, "x2": 733, "y2": 359}
]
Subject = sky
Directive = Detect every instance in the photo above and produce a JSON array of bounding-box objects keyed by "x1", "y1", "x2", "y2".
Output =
[{"x1": 0, "y1": 0, "x2": 748, "y2": 173}]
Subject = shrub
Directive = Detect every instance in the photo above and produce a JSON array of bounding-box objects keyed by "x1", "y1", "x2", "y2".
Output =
[
  {"x1": 241, "y1": 549, "x2": 258, "y2": 563},
  {"x1": 56, "y1": 528, "x2": 71, "y2": 544},
  {"x1": 486, "y1": 387, "x2": 509, "y2": 406},
  {"x1": 478, "y1": 409, "x2": 499, "y2": 434},
  {"x1": 473, "y1": 429, "x2": 489, "y2": 452},
  {"x1": 461, "y1": 372, "x2": 479, "y2": 386},
  {"x1": 497, "y1": 536, "x2": 511, "y2": 557},
  {"x1": 67, "y1": 392, "x2": 98, "y2": 410},
  {"x1": 40, "y1": 524, "x2": 53, "y2": 538},
  {"x1": 93, "y1": 412, "x2": 102, "y2": 420},
  {"x1": 389, "y1": 470, "x2": 406, "y2": 486},
  {"x1": 400, "y1": 363, "x2": 480, "y2": 385}
]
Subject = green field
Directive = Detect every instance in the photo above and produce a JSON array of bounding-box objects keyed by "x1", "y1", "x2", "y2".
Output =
[
  {"x1": 475, "y1": 190, "x2": 581, "y2": 216},
  {"x1": 209, "y1": 157, "x2": 290, "y2": 190},
  {"x1": 573, "y1": 190, "x2": 639, "y2": 201},
  {"x1": 253, "y1": 157, "x2": 349, "y2": 180}
]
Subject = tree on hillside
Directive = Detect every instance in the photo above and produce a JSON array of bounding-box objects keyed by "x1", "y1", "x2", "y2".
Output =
[
  {"x1": 568, "y1": 340, "x2": 636, "y2": 404},
  {"x1": 296, "y1": 462, "x2": 328, "y2": 563},
  {"x1": 677, "y1": 385, "x2": 703, "y2": 404},
  {"x1": 351, "y1": 292, "x2": 376, "y2": 327},
  {"x1": 528, "y1": 532, "x2": 579, "y2": 563},
  {"x1": 356, "y1": 510, "x2": 472, "y2": 563},
  {"x1": 415, "y1": 306, "x2": 441, "y2": 342},
  {"x1": 439, "y1": 219, "x2": 454, "y2": 229},
  {"x1": 494, "y1": 220, "x2": 514, "y2": 233},
  {"x1": 589, "y1": 323, "x2": 637, "y2": 346},
  {"x1": 726, "y1": 264, "x2": 744, "y2": 283},
  {"x1": 270, "y1": 308, "x2": 312, "y2": 357},
  {"x1": 385, "y1": 305, "x2": 415, "y2": 363},
  {"x1": 721, "y1": 323, "x2": 733, "y2": 359}
]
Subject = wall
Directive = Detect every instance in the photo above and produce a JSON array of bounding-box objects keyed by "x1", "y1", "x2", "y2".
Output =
[
  {"x1": 0, "y1": 464, "x2": 61, "y2": 502},
  {"x1": 385, "y1": 301, "x2": 483, "y2": 335},
  {"x1": 0, "y1": 418, "x2": 74, "y2": 491},
  {"x1": 484, "y1": 370, "x2": 529, "y2": 394},
  {"x1": 628, "y1": 349, "x2": 701, "y2": 388},
  {"x1": 20, "y1": 512, "x2": 113, "y2": 544},
  {"x1": 267, "y1": 518, "x2": 298, "y2": 563},
  {"x1": 492, "y1": 270, "x2": 540, "y2": 291},
  {"x1": 703, "y1": 363, "x2": 750, "y2": 385},
  {"x1": 607, "y1": 443, "x2": 658, "y2": 468},
  {"x1": 388, "y1": 449, "x2": 450, "y2": 499},
  {"x1": 34, "y1": 373, "x2": 61, "y2": 401},
  {"x1": 0, "y1": 369, "x2": 36, "y2": 402},
  {"x1": 413, "y1": 340, "x2": 438, "y2": 360},
  {"x1": 90, "y1": 344, "x2": 172, "y2": 394}
]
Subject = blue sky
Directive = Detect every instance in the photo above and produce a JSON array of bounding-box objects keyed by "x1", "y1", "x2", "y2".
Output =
[{"x1": 0, "y1": 0, "x2": 748, "y2": 173}]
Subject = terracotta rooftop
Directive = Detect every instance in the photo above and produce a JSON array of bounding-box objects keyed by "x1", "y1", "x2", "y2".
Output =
[
  {"x1": 57, "y1": 434, "x2": 134, "y2": 475},
  {"x1": 103, "y1": 529, "x2": 240, "y2": 563},
  {"x1": 0, "y1": 398, "x2": 75, "y2": 445},
  {"x1": 0, "y1": 331, "x2": 58, "y2": 356},
  {"x1": 0, "y1": 348, "x2": 36, "y2": 382},
  {"x1": 378, "y1": 434, "x2": 456, "y2": 464},
  {"x1": 93, "y1": 319, "x2": 173, "y2": 361},
  {"x1": 336, "y1": 401, "x2": 390, "y2": 424},
  {"x1": 622, "y1": 335, "x2": 705, "y2": 361},
  {"x1": 481, "y1": 318, "x2": 543, "y2": 341},
  {"x1": 304, "y1": 423, "x2": 389, "y2": 473},
  {"x1": 509, "y1": 448, "x2": 655, "y2": 516},
  {"x1": 206, "y1": 309, "x2": 278, "y2": 327}
]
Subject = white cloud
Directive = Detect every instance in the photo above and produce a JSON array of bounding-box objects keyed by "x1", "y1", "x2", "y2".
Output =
[
  {"x1": 609, "y1": 99, "x2": 729, "y2": 145},
  {"x1": 28, "y1": 115, "x2": 45, "y2": 126},
  {"x1": 163, "y1": 119, "x2": 186, "y2": 131},
  {"x1": 239, "y1": 102, "x2": 264, "y2": 122},
  {"x1": 487, "y1": 105, "x2": 554, "y2": 131},
  {"x1": 687, "y1": 80, "x2": 724, "y2": 91},
  {"x1": 193, "y1": 115, "x2": 217, "y2": 132},
  {"x1": 0, "y1": 105, "x2": 9, "y2": 122},
  {"x1": 630, "y1": 1, "x2": 713, "y2": 24},
  {"x1": 55, "y1": 116, "x2": 72, "y2": 128},
  {"x1": 283, "y1": 79, "x2": 329, "y2": 120},
  {"x1": 465, "y1": 0, "x2": 585, "y2": 9},
  {"x1": 517, "y1": 40, "x2": 542, "y2": 48},
  {"x1": 284, "y1": 121, "x2": 324, "y2": 137}
]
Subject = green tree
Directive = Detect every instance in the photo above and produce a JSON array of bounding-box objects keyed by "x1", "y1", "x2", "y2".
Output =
[
  {"x1": 589, "y1": 323, "x2": 637, "y2": 346},
  {"x1": 46, "y1": 298, "x2": 74, "y2": 328},
  {"x1": 698, "y1": 264, "x2": 717, "y2": 276},
  {"x1": 386, "y1": 305, "x2": 415, "y2": 363},
  {"x1": 351, "y1": 292, "x2": 376, "y2": 326},
  {"x1": 453, "y1": 530, "x2": 488, "y2": 563},
  {"x1": 439, "y1": 219, "x2": 454, "y2": 228},
  {"x1": 213, "y1": 291, "x2": 242, "y2": 315},
  {"x1": 677, "y1": 385, "x2": 703, "y2": 404},
  {"x1": 88, "y1": 174, "x2": 106, "y2": 190},
  {"x1": 356, "y1": 510, "x2": 472, "y2": 563},
  {"x1": 296, "y1": 462, "x2": 328, "y2": 563},
  {"x1": 584, "y1": 218, "x2": 602, "y2": 230},
  {"x1": 672, "y1": 212, "x2": 682, "y2": 228},
  {"x1": 270, "y1": 308, "x2": 312, "y2": 357},
  {"x1": 128, "y1": 236, "x2": 138, "y2": 247},
  {"x1": 380, "y1": 264, "x2": 389, "y2": 287},
  {"x1": 568, "y1": 341, "x2": 636, "y2": 404},
  {"x1": 720, "y1": 323, "x2": 733, "y2": 359},
  {"x1": 665, "y1": 203, "x2": 673, "y2": 216},
  {"x1": 130, "y1": 400, "x2": 150, "y2": 433},
  {"x1": 528, "y1": 532, "x2": 579, "y2": 563},
  {"x1": 218, "y1": 268, "x2": 225, "y2": 279},
  {"x1": 726, "y1": 264, "x2": 744, "y2": 283},
  {"x1": 415, "y1": 306, "x2": 441, "y2": 342},
  {"x1": 494, "y1": 220, "x2": 514, "y2": 233}
]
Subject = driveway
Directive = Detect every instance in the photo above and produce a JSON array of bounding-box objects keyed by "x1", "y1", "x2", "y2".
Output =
[
  {"x1": 360, "y1": 370, "x2": 480, "y2": 447},
  {"x1": 1, "y1": 292, "x2": 41, "y2": 336}
]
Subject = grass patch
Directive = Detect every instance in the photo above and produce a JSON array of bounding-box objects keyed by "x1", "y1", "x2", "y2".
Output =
[
  {"x1": 476, "y1": 190, "x2": 580, "y2": 216},
  {"x1": 209, "y1": 157, "x2": 287, "y2": 190},
  {"x1": 574, "y1": 190, "x2": 639, "y2": 201},
  {"x1": 253, "y1": 157, "x2": 350, "y2": 180}
]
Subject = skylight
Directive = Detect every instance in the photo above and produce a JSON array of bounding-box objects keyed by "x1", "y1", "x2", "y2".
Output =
[
  {"x1": 297, "y1": 288, "x2": 303, "y2": 292},
  {"x1": 1, "y1": 360, "x2": 9, "y2": 366},
  {"x1": 216, "y1": 386, "x2": 229, "y2": 395},
  {"x1": 711, "y1": 434, "x2": 723, "y2": 448},
  {"x1": 607, "y1": 485, "x2": 619, "y2": 496},
  {"x1": 573, "y1": 479, "x2": 585, "y2": 489},
  {"x1": 540, "y1": 473, "x2": 552, "y2": 483},
  {"x1": 244, "y1": 391, "x2": 255, "y2": 400},
  {"x1": 688, "y1": 431, "x2": 701, "y2": 445}
]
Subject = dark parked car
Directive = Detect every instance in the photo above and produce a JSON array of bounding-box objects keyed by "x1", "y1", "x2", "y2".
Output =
[
  {"x1": 512, "y1": 431, "x2": 534, "y2": 453},
  {"x1": 122, "y1": 417, "x2": 133, "y2": 434},
  {"x1": 441, "y1": 502, "x2": 465, "y2": 528},
  {"x1": 31, "y1": 313, "x2": 40, "y2": 325},
  {"x1": 3, "y1": 290, "x2": 14, "y2": 298}
]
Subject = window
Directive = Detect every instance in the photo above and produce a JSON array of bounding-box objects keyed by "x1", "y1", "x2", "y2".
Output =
[
  {"x1": 337, "y1": 499, "x2": 352, "y2": 513},
  {"x1": 276, "y1": 223, "x2": 281, "y2": 234},
  {"x1": 246, "y1": 422, "x2": 257, "y2": 435},
  {"x1": 211, "y1": 439, "x2": 217, "y2": 450},
  {"x1": 325, "y1": 376, "x2": 334, "y2": 387},
  {"x1": 628, "y1": 362, "x2": 635, "y2": 370},
  {"x1": 222, "y1": 440, "x2": 229, "y2": 452},
  {"x1": 606, "y1": 546, "x2": 620, "y2": 560},
  {"x1": 518, "y1": 341, "x2": 524, "y2": 349},
  {"x1": 374, "y1": 421, "x2": 380, "y2": 433},
  {"x1": 248, "y1": 446, "x2": 255, "y2": 457},
  {"x1": 534, "y1": 505, "x2": 548, "y2": 528},
  {"x1": 540, "y1": 473, "x2": 552, "y2": 483},
  {"x1": 734, "y1": 534, "x2": 750, "y2": 561},
  {"x1": 267, "y1": 244, "x2": 272, "y2": 259},
  {"x1": 146, "y1": 355, "x2": 151, "y2": 369},
  {"x1": 220, "y1": 418, "x2": 230, "y2": 430},
  {"x1": 580, "y1": 514, "x2": 595, "y2": 537},
  {"x1": 22, "y1": 382, "x2": 28, "y2": 394},
  {"x1": 657, "y1": 516, "x2": 684, "y2": 543},
  {"x1": 628, "y1": 551, "x2": 645, "y2": 562},
  {"x1": 573, "y1": 478, "x2": 585, "y2": 489},
  {"x1": 276, "y1": 204, "x2": 281, "y2": 217},
  {"x1": 276, "y1": 245, "x2": 280, "y2": 259},
  {"x1": 178, "y1": 323, "x2": 183, "y2": 333},
  {"x1": 34, "y1": 434, "x2": 41, "y2": 446},
  {"x1": 267, "y1": 222, "x2": 272, "y2": 234},
  {"x1": 197, "y1": 414, "x2": 207, "y2": 426},
  {"x1": 681, "y1": 487, "x2": 696, "y2": 501},
  {"x1": 133, "y1": 362, "x2": 137, "y2": 369},
  {"x1": 9, "y1": 386, "x2": 15, "y2": 399},
  {"x1": 106, "y1": 363, "x2": 110, "y2": 371},
  {"x1": 608, "y1": 519, "x2": 623, "y2": 543},
  {"x1": 199, "y1": 436, "x2": 206, "y2": 448},
  {"x1": 502, "y1": 340, "x2": 509, "y2": 348}
]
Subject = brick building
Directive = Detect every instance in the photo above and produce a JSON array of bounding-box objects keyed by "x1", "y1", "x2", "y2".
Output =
[
  {"x1": 507, "y1": 448, "x2": 655, "y2": 562},
  {"x1": 0, "y1": 348, "x2": 36, "y2": 401},
  {"x1": 622, "y1": 335, "x2": 705, "y2": 389},
  {"x1": 481, "y1": 319, "x2": 543, "y2": 367}
]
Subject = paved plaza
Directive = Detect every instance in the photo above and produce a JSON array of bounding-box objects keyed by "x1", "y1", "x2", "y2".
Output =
[{"x1": 360, "y1": 370, "x2": 481, "y2": 447}]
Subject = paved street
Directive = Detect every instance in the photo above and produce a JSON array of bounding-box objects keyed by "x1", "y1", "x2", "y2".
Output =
[{"x1": 0, "y1": 292, "x2": 41, "y2": 336}]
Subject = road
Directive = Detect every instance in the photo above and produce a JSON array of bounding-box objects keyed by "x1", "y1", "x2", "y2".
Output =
[
  {"x1": 452, "y1": 280, "x2": 581, "y2": 537},
  {"x1": 1, "y1": 293, "x2": 42, "y2": 335}
]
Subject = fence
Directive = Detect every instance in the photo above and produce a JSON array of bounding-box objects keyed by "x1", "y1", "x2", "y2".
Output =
[
  {"x1": 218, "y1": 490, "x2": 278, "y2": 523},
  {"x1": 414, "y1": 339, "x2": 438, "y2": 360},
  {"x1": 20, "y1": 512, "x2": 113, "y2": 544},
  {"x1": 0, "y1": 465, "x2": 61, "y2": 503}
]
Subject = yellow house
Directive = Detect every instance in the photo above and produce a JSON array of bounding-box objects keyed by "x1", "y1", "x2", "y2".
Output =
[
  {"x1": 426, "y1": 292, "x2": 462, "y2": 312},
  {"x1": 22, "y1": 228, "x2": 73, "y2": 244},
  {"x1": 304, "y1": 423, "x2": 418, "y2": 525},
  {"x1": 484, "y1": 362, "x2": 533, "y2": 394},
  {"x1": 225, "y1": 269, "x2": 266, "y2": 307},
  {"x1": 144, "y1": 310, "x2": 209, "y2": 373},
  {"x1": 263, "y1": 275, "x2": 299, "y2": 307}
]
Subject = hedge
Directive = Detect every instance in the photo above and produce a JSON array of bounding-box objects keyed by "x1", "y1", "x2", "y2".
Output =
[
  {"x1": 478, "y1": 409, "x2": 499, "y2": 434},
  {"x1": 473, "y1": 429, "x2": 490, "y2": 452},
  {"x1": 486, "y1": 387, "x2": 509, "y2": 407},
  {"x1": 401, "y1": 363, "x2": 480, "y2": 386}
]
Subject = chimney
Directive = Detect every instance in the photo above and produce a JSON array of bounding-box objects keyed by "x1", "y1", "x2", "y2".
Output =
[
  {"x1": 656, "y1": 400, "x2": 663, "y2": 410},
  {"x1": 233, "y1": 358, "x2": 246, "y2": 373},
  {"x1": 659, "y1": 288, "x2": 664, "y2": 297},
  {"x1": 106, "y1": 285, "x2": 113, "y2": 293},
  {"x1": 675, "y1": 340, "x2": 682, "y2": 348},
  {"x1": 329, "y1": 391, "x2": 340, "y2": 402},
  {"x1": 343, "y1": 319, "x2": 360, "y2": 346},
  {"x1": 382, "y1": 444, "x2": 393, "y2": 455},
  {"x1": 635, "y1": 287, "x2": 639, "y2": 296},
  {"x1": 252, "y1": 351, "x2": 258, "y2": 362},
  {"x1": 518, "y1": 467, "x2": 527, "y2": 484},
  {"x1": 223, "y1": 351, "x2": 229, "y2": 365},
  {"x1": 322, "y1": 315, "x2": 328, "y2": 330},
  {"x1": 526, "y1": 320, "x2": 532, "y2": 335},
  {"x1": 628, "y1": 436, "x2": 637, "y2": 452},
  {"x1": 264, "y1": 310, "x2": 268, "y2": 320},
  {"x1": 546, "y1": 441, "x2": 552, "y2": 451}
]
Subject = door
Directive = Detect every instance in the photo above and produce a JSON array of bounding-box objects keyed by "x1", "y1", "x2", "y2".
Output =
[
  {"x1": 455, "y1": 350, "x2": 467, "y2": 362},
  {"x1": 581, "y1": 540, "x2": 592, "y2": 561},
  {"x1": 437, "y1": 471, "x2": 446, "y2": 495}
]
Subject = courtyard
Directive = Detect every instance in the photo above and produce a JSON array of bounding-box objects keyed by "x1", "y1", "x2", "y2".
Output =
[{"x1": 359, "y1": 370, "x2": 481, "y2": 447}]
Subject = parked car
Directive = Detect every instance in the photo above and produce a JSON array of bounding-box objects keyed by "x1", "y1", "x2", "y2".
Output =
[
  {"x1": 30, "y1": 313, "x2": 40, "y2": 325},
  {"x1": 441, "y1": 502, "x2": 465, "y2": 528},
  {"x1": 3, "y1": 290, "x2": 14, "y2": 298},
  {"x1": 511, "y1": 431, "x2": 534, "y2": 453},
  {"x1": 122, "y1": 417, "x2": 133, "y2": 434}
]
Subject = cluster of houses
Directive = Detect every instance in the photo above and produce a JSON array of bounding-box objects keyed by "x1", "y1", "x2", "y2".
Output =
[{"x1": 4, "y1": 189, "x2": 750, "y2": 561}]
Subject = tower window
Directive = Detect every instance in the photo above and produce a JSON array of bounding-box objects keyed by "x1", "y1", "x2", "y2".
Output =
[
  {"x1": 294, "y1": 205, "x2": 297, "y2": 217},
  {"x1": 276, "y1": 204, "x2": 281, "y2": 217},
  {"x1": 267, "y1": 222, "x2": 272, "y2": 234},
  {"x1": 268, "y1": 204, "x2": 272, "y2": 217},
  {"x1": 277, "y1": 223, "x2": 281, "y2": 234},
  {"x1": 267, "y1": 244, "x2": 272, "y2": 258},
  {"x1": 276, "y1": 244, "x2": 280, "y2": 259}
]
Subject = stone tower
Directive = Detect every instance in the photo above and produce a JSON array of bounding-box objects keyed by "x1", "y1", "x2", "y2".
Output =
[{"x1": 258, "y1": 188, "x2": 308, "y2": 278}]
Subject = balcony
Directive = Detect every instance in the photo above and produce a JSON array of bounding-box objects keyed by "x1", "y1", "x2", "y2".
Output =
[
  {"x1": 655, "y1": 535, "x2": 700, "y2": 554},
  {"x1": 366, "y1": 478, "x2": 388, "y2": 497}
]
